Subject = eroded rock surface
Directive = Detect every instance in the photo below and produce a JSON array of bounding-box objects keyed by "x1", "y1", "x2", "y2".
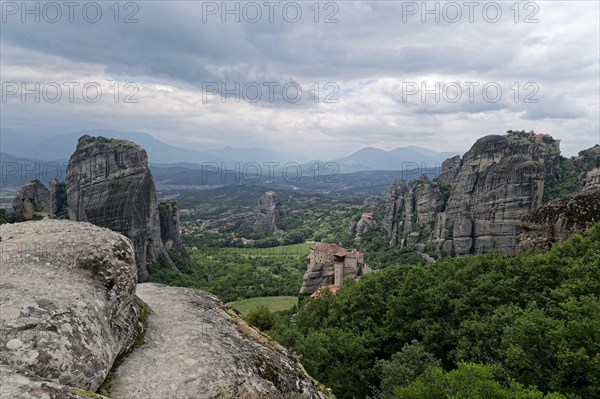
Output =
[
  {"x1": 66, "y1": 135, "x2": 178, "y2": 282},
  {"x1": 109, "y1": 283, "x2": 331, "y2": 399},
  {"x1": 0, "y1": 220, "x2": 143, "y2": 392},
  {"x1": 0, "y1": 365, "x2": 109, "y2": 399},
  {"x1": 517, "y1": 190, "x2": 600, "y2": 252}
]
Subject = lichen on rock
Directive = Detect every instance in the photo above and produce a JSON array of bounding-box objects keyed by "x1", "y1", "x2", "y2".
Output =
[{"x1": 0, "y1": 220, "x2": 142, "y2": 392}]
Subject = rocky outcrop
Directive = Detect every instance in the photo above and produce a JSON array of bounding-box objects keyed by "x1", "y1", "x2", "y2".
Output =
[
  {"x1": 363, "y1": 195, "x2": 384, "y2": 211},
  {"x1": 12, "y1": 180, "x2": 52, "y2": 220},
  {"x1": 517, "y1": 190, "x2": 600, "y2": 252},
  {"x1": 253, "y1": 191, "x2": 287, "y2": 236},
  {"x1": 12, "y1": 179, "x2": 69, "y2": 221},
  {"x1": 0, "y1": 220, "x2": 143, "y2": 393},
  {"x1": 383, "y1": 132, "x2": 561, "y2": 256},
  {"x1": 109, "y1": 283, "x2": 332, "y2": 399},
  {"x1": 158, "y1": 200, "x2": 188, "y2": 259},
  {"x1": 66, "y1": 135, "x2": 178, "y2": 282},
  {"x1": 205, "y1": 191, "x2": 287, "y2": 237},
  {"x1": 355, "y1": 213, "x2": 376, "y2": 237},
  {"x1": 573, "y1": 145, "x2": 600, "y2": 192}
]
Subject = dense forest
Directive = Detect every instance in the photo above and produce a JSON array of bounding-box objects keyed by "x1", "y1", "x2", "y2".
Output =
[{"x1": 245, "y1": 224, "x2": 600, "y2": 399}]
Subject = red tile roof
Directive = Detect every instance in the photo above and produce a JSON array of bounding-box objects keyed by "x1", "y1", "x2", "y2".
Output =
[{"x1": 310, "y1": 284, "x2": 339, "y2": 298}]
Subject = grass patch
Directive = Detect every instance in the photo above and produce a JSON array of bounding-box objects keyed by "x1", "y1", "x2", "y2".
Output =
[
  {"x1": 221, "y1": 242, "x2": 312, "y2": 257},
  {"x1": 227, "y1": 296, "x2": 298, "y2": 317}
]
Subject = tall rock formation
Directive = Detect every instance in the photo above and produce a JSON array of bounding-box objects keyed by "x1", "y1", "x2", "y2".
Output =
[
  {"x1": 382, "y1": 179, "x2": 409, "y2": 246},
  {"x1": 517, "y1": 190, "x2": 600, "y2": 252},
  {"x1": 205, "y1": 191, "x2": 288, "y2": 237},
  {"x1": 253, "y1": 191, "x2": 287, "y2": 236},
  {"x1": 66, "y1": 135, "x2": 178, "y2": 282},
  {"x1": 383, "y1": 132, "x2": 562, "y2": 256},
  {"x1": 158, "y1": 200, "x2": 188, "y2": 259}
]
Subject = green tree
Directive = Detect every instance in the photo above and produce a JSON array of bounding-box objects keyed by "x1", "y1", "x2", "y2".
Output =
[
  {"x1": 245, "y1": 305, "x2": 276, "y2": 331},
  {"x1": 375, "y1": 340, "x2": 441, "y2": 398},
  {"x1": 392, "y1": 363, "x2": 566, "y2": 399}
]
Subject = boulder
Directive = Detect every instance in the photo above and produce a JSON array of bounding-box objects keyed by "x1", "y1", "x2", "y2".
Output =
[{"x1": 0, "y1": 220, "x2": 143, "y2": 392}]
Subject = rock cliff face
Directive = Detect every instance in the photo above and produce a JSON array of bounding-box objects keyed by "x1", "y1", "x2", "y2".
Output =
[
  {"x1": 158, "y1": 200, "x2": 188, "y2": 259},
  {"x1": 383, "y1": 132, "x2": 562, "y2": 256},
  {"x1": 66, "y1": 135, "x2": 178, "y2": 282},
  {"x1": 12, "y1": 180, "x2": 52, "y2": 220},
  {"x1": 517, "y1": 190, "x2": 600, "y2": 252},
  {"x1": 109, "y1": 283, "x2": 331, "y2": 398},
  {"x1": 573, "y1": 145, "x2": 600, "y2": 192},
  {"x1": 0, "y1": 220, "x2": 142, "y2": 394},
  {"x1": 205, "y1": 191, "x2": 287, "y2": 237},
  {"x1": 1, "y1": 220, "x2": 331, "y2": 398}
]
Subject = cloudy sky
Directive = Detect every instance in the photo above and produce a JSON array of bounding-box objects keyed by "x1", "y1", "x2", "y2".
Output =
[{"x1": 1, "y1": 0, "x2": 599, "y2": 159}]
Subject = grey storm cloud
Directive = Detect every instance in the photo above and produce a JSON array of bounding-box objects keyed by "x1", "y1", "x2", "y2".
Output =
[{"x1": 1, "y1": 0, "x2": 598, "y2": 157}]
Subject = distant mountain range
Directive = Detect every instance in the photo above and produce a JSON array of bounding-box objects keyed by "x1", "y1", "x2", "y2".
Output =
[
  {"x1": 323, "y1": 146, "x2": 460, "y2": 173},
  {"x1": 1, "y1": 129, "x2": 460, "y2": 174}
]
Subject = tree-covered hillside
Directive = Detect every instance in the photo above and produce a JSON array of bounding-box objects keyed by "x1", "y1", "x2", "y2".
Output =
[{"x1": 260, "y1": 224, "x2": 600, "y2": 399}]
